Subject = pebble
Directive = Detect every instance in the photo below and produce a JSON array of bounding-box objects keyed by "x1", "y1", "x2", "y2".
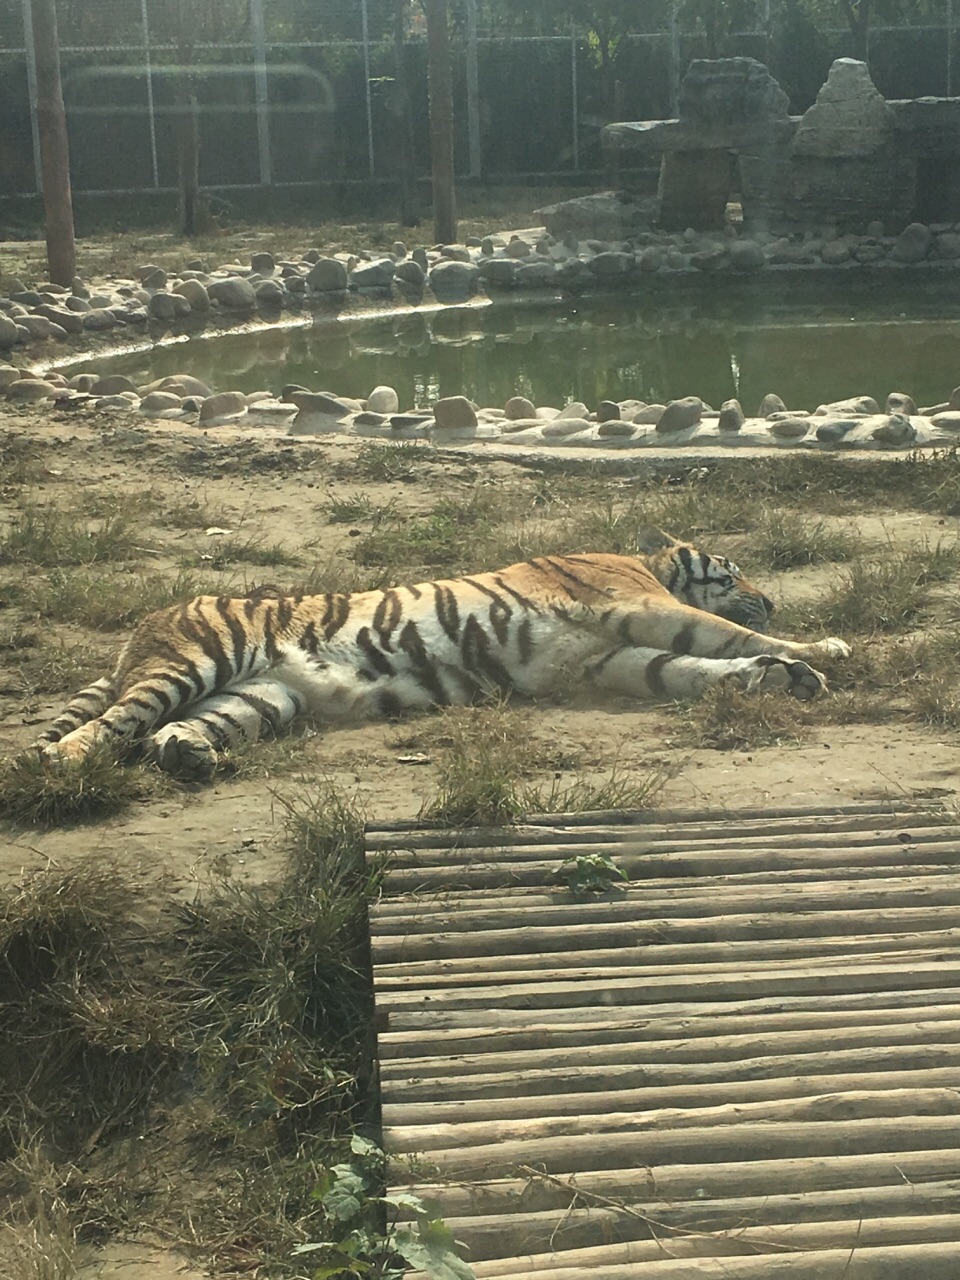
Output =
[
  {"x1": 815, "y1": 418, "x2": 859, "y2": 443},
  {"x1": 207, "y1": 277, "x2": 256, "y2": 310},
  {"x1": 886, "y1": 391, "x2": 917, "y2": 415}
]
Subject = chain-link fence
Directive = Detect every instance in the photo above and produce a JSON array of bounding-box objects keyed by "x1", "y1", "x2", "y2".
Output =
[{"x1": 1, "y1": 0, "x2": 957, "y2": 199}]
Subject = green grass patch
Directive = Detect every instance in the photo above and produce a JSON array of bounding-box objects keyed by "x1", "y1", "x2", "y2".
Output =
[
  {"x1": 12, "y1": 566, "x2": 227, "y2": 630},
  {"x1": 782, "y1": 541, "x2": 957, "y2": 636},
  {"x1": 524, "y1": 762, "x2": 668, "y2": 815},
  {"x1": 0, "y1": 507, "x2": 142, "y2": 567},
  {"x1": 188, "y1": 531, "x2": 304, "y2": 570},
  {"x1": 326, "y1": 491, "x2": 399, "y2": 525},
  {"x1": 339, "y1": 442, "x2": 434, "y2": 484},
  {"x1": 420, "y1": 705, "x2": 530, "y2": 827},
  {"x1": 351, "y1": 488, "x2": 523, "y2": 571},
  {"x1": 749, "y1": 509, "x2": 859, "y2": 571}
]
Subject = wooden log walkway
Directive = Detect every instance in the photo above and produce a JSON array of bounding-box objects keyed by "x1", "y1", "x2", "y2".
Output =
[{"x1": 366, "y1": 802, "x2": 960, "y2": 1277}]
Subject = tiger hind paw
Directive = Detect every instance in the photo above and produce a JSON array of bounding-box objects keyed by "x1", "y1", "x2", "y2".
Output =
[
  {"x1": 739, "y1": 655, "x2": 828, "y2": 700},
  {"x1": 149, "y1": 725, "x2": 218, "y2": 781}
]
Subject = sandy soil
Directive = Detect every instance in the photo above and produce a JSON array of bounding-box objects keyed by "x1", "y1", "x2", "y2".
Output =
[{"x1": 1, "y1": 402, "x2": 956, "y2": 901}]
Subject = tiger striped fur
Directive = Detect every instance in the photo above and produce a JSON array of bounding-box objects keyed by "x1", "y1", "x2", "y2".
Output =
[{"x1": 35, "y1": 526, "x2": 850, "y2": 780}]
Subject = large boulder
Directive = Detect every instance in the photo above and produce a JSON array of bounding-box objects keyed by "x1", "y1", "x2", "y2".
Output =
[
  {"x1": 428, "y1": 260, "x2": 480, "y2": 301},
  {"x1": 207, "y1": 277, "x2": 257, "y2": 311},
  {"x1": 306, "y1": 258, "x2": 348, "y2": 292}
]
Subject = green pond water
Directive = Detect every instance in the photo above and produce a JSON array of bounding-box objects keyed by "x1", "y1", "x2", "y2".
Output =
[{"x1": 82, "y1": 274, "x2": 960, "y2": 417}]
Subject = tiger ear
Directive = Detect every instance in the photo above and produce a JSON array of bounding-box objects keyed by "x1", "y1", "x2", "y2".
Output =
[{"x1": 635, "y1": 525, "x2": 680, "y2": 555}]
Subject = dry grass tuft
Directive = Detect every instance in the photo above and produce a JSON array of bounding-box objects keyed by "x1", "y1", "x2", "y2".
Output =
[
  {"x1": 0, "y1": 783, "x2": 378, "y2": 1272},
  {"x1": 0, "y1": 747, "x2": 154, "y2": 827},
  {"x1": 421, "y1": 703, "x2": 669, "y2": 825},
  {"x1": 0, "y1": 1143, "x2": 84, "y2": 1280},
  {"x1": 677, "y1": 683, "x2": 817, "y2": 751}
]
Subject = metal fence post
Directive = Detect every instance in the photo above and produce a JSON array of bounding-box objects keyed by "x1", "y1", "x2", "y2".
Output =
[
  {"x1": 669, "y1": 0, "x2": 680, "y2": 116},
  {"x1": 465, "y1": 0, "x2": 481, "y2": 178},
  {"x1": 249, "y1": 0, "x2": 272, "y2": 184},
  {"x1": 571, "y1": 20, "x2": 579, "y2": 170},
  {"x1": 21, "y1": 0, "x2": 42, "y2": 192},
  {"x1": 140, "y1": 0, "x2": 159, "y2": 187},
  {"x1": 361, "y1": 0, "x2": 375, "y2": 178},
  {"x1": 948, "y1": 0, "x2": 954, "y2": 95}
]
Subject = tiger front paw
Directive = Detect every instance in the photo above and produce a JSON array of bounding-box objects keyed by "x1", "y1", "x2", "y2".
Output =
[{"x1": 39, "y1": 729, "x2": 97, "y2": 766}]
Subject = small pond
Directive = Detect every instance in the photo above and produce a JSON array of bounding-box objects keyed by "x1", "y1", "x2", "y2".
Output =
[{"x1": 77, "y1": 273, "x2": 960, "y2": 414}]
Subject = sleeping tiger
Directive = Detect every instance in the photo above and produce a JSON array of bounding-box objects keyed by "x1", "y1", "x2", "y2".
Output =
[{"x1": 35, "y1": 526, "x2": 850, "y2": 780}]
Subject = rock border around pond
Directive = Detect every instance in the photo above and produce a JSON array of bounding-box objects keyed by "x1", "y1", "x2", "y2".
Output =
[
  {"x1": 5, "y1": 361, "x2": 960, "y2": 454},
  {"x1": 3, "y1": 215, "x2": 960, "y2": 367},
  {"x1": 3, "y1": 216, "x2": 960, "y2": 454}
]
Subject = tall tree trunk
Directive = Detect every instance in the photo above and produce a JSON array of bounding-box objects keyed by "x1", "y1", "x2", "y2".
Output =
[
  {"x1": 393, "y1": 0, "x2": 420, "y2": 227},
  {"x1": 424, "y1": 0, "x2": 457, "y2": 245},
  {"x1": 29, "y1": 0, "x2": 76, "y2": 285},
  {"x1": 844, "y1": 0, "x2": 871, "y2": 61},
  {"x1": 173, "y1": 0, "x2": 200, "y2": 235}
]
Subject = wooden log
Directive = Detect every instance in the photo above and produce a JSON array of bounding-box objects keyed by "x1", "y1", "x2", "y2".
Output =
[
  {"x1": 419, "y1": 1113, "x2": 960, "y2": 1177},
  {"x1": 385, "y1": 986, "x2": 960, "y2": 1032},
  {"x1": 461, "y1": 1242, "x2": 960, "y2": 1279},
  {"x1": 375, "y1": 959, "x2": 960, "y2": 1015},
  {"x1": 373, "y1": 935, "x2": 960, "y2": 986},
  {"x1": 381, "y1": 828, "x2": 956, "y2": 870},
  {"x1": 378, "y1": 999, "x2": 960, "y2": 1059},
  {"x1": 370, "y1": 874, "x2": 960, "y2": 929},
  {"x1": 401, "y1": 1150, "x2": 960, "y2": 1218},
  {"x1": 453, "y1": 1211, "x2": 960, "y2": 1271},
  {"x1": 382, "y1": 1046, "x2": 960, "y2": 1104},
  {"x1": 385, "y1": 1085, "x2": 960, "y2": 1152},
  {"x1": 381, "y1": 846, "x2": 960, "y2": 892},
  {"x1": 379, "y1": 1023, "x2": 960, "y2": 1089},
  {"x1": 363, "y1": 800, "x2": 933, "y2": 843},
  {"x1": 455, "y1": 1182, "x2": 960, "y2": 1244},
  {"x1": 469, "y1": 1208, "x2": 960, "y2": 1273},
  {"x1": 373, "y1": 905, "x2": 960, "y2": 963},
  {"x1": 381, "y1": 1064, "x2": 960, "y2": 1128}
]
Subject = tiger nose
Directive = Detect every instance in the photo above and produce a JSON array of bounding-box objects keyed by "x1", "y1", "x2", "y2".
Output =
[{"x1": 762, "y1": 594, "x2": 775, "y2": 617}]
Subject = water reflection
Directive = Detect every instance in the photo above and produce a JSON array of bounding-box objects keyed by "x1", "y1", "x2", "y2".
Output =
[{"x1": 82, "y1": 276, "x2": 960, "y2": 413}]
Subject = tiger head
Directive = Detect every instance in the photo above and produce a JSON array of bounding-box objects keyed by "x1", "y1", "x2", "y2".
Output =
[{"x1": 636, "y1": 526, "x2": 774, "y2": 632}]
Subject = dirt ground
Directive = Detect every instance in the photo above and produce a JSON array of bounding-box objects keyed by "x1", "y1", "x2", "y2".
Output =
[
  {"x1": 1, "y1": 403, "x2": 957, "y2": 892},
  {"x1": 2, "y1": 395, "x2": 960, "y2": 1278}
]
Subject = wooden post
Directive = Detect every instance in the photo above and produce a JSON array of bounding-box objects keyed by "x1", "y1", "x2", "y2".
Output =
[
  {"x1": 424, "y1": 0, "x2": 457, "y2": 245},
  {"x1": 28, "y1": 0, "x2": 76, "y2": 285}
]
